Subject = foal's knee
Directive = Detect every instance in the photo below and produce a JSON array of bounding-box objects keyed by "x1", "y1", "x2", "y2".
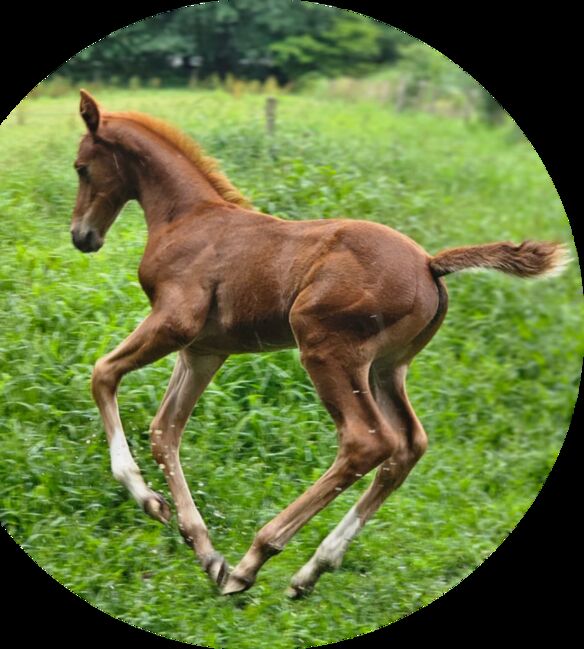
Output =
[{"x1": 91, "y1": 357, "x2": 117, "y2": 400}]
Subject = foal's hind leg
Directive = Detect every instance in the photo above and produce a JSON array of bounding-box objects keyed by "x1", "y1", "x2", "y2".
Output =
[
  {"x1": 221, "y1": 346, "x2": 397, "y2": 595},
  {"x1": 287, "y1": 364, "x2": 427, "y2": 597},
  {"x1": 287, "y1": 278, "x2": 447, "y2": 595},
  {"x1": 149, "y1": 351, "x2": 229, "y2": 586}
]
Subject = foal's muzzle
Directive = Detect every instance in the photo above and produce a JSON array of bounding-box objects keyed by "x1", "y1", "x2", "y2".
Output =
[{"x1": 71, "y1": 229, "x2": 102, "y2": 253}]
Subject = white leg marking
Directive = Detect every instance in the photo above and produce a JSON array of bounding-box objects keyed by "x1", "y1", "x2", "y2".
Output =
[
  {"x1": 291, "y1": 505, "x2": 363, "y2": 593},
  {"x1": 110, "y1": 428, "x2": 150, "y2": 503},
  {"x1": 314, "y1": 504, "x2": 362, "y2": 568}
]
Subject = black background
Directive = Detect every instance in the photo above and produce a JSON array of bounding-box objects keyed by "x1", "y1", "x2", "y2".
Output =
[{"x1": 1, "y1": 2, "x2": 580, "y2": 645}]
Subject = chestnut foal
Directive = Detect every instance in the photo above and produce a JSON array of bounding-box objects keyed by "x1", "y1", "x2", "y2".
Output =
[{"x1": 71, "y1": 90, "x2": 567, "y2": 597}]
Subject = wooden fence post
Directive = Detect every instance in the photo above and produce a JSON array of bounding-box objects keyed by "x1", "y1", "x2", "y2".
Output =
[{"x1": 265, "y1": 96, "x2": 277, "y2": 135}]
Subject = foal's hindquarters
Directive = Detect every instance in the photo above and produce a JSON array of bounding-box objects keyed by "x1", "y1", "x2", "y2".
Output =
[{"x1": 221, "y1": 228, "x2": 448, "y2": 595}]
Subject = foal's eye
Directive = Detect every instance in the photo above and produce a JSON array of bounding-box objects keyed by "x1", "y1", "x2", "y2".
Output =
[{"x1": 75, "y1": 165, "x2": 89, "y2": 179}]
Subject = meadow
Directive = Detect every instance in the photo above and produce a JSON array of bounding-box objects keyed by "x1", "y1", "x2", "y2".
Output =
[{"x1": 0, "y1": 89, "x2": 581, "y2": 647}]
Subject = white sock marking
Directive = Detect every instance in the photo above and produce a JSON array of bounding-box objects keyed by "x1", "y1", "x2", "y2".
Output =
[
  {"x1": 317, "y1": 505, "x2": 362, "y2": 567},
  {"x1": 110, "y1": 428, "x2": 150, "y2": 503},
  {"x1": 293, "y1": 505, "x2": 363, "y2": 589}
]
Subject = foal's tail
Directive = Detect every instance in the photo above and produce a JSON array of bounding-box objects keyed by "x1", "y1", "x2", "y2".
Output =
[{"x1": 429, "y1": 240, "x2": 570, "y2": 279}]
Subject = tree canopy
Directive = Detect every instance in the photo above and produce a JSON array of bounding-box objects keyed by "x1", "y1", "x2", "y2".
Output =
[{"x1": 58, "y1": 1, "x2": 414, "y2": 84}]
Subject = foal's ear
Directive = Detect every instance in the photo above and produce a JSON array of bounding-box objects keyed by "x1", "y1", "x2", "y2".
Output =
[{"x1": 79, "y1": 89, "x2": 100, "y2": 133}]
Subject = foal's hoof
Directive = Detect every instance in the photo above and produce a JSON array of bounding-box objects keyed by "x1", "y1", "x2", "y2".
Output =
[
  {"x1": 143, "y1": 493, "x2": 171, "y2": 524},
  {"x1": 287, "y1": 564, "x2": 320, "y2": 598},
  {"x1": 221, "y1": 573, "x2": 254, "y2": 596},
  {"x1": 202, "y1": 552, "x2": 230, "y2": 587},
  {"x1": 286, "y1": 576, "x2": 316, "y2": 599},
  {"x1": 286, "y1": 584, "x2": 311, "y2": 599}
]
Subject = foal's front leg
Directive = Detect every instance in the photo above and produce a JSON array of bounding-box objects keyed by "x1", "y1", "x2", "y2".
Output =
[
  {"x1": 91, "y1": 309, "x2": 200, "y2": 522},
  {"x1": 150, "y1": 351, "x2": 229, "y2": 586}
]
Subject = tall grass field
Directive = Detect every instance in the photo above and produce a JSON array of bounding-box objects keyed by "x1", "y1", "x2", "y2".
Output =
[{"x1": 0, "y1": 89, "x2": 581, "y2": 647}]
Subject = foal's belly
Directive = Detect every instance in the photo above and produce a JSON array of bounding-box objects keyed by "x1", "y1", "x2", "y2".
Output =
[{"x1": 190, "y1": 316, "x2": 296, "y2": 355}]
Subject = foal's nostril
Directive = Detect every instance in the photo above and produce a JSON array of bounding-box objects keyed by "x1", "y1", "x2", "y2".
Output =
[
  {"x1": 72, "y1": 229, "x2": 100, "y2": 253},
  {"x1": 72, "y1": 230, "x2": 89, "y2": 248}
]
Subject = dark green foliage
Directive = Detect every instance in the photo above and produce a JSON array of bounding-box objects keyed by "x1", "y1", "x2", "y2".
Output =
[
  {"x1": 56, "y1": 1, "x2": 412, "y2": 84},
  {"x1": 0, "y1": 90, "x2": 581, "y2": 647},
  {"x1": 269, "y1": 9, "x2": 384, "y2": 79}
]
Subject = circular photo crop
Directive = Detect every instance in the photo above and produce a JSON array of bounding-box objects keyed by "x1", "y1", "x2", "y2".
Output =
[{"x1": 0, "y1": 2, "x2": 581, "y2": 646}]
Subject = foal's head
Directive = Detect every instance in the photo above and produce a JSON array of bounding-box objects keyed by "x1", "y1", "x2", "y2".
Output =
[{"x1": 71, "y1": 90, "x2": 135, "y2": 253}]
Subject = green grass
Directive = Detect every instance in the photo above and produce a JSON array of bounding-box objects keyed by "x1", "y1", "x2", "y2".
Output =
[{"x1": 1, "y1": 89, "x2": 581, "y2": 647}]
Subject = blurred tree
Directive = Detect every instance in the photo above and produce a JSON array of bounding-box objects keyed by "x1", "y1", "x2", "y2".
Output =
[
  {"x1": 56, "y1": 1, "x2": 413, "y2": 84},
  {"x1": 269, "y1": 9, "x2": 384, "y2": 78},
  {"x1": 64, "y1": 12, "x2": 184, "y2": 82}
]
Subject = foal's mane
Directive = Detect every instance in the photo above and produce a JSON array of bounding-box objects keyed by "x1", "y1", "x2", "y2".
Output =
[{"x1": 106, "y1": 110, "x2": 253, "y2": 209}]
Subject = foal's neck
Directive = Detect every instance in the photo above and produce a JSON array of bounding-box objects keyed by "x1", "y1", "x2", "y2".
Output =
[{"x1": 120, "y1": 127, "x2": 227, "y2": 232}]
